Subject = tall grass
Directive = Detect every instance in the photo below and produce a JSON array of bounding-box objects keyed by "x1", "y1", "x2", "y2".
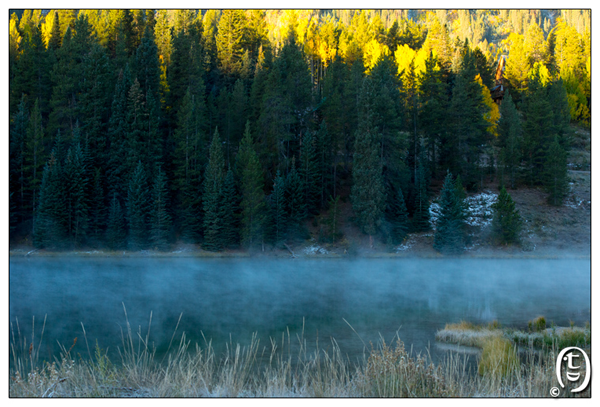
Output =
[{"x1": 9, "y1": 313, "x2": 589, "y2": 398}]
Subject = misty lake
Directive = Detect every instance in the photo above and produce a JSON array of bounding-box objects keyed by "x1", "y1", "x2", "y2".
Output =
[{"x1": 9, "y1": 257, "x2": 590, "y2": 365}]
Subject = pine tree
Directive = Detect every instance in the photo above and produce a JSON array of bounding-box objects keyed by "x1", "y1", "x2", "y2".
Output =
[
  {"x1": 269, "y1": 169, "x2": 287, "y2": 246},
  {"x1": 238, "y1": 125, "x2": 266, "y2": 248},
  {"x1": 150, "y1": 166, "x2": 172, "y2": 251},
  {"x1": 88, "y1": 168, "x2": 106, "y2": 246},
  {"x1": 299, "y1": 130, "x2": 320, "y2": 216},
  {"x1": 216, "y1": 10, "x2": 246, "y2": 77},
  {"x1": 544, "y1": 137, "x2": 569, "y2": 206},
  {"x1": 106, "y1": 192, "x2": 126, "y2": 250},
  {"x1": 412, "y1": 150, "x2": 431, "y2": 232},
  {"x1": 220, "y1": 167, "x2": 240, "y2": 248},
  {"x1": 497, "y1": 91, "x2": 522, "y2": 189},
  {"x1": 326, "y1": 195, "x2": 342, "y2": 244},
  {"x1": 387, "y1": 186, "x2": 410, "y2": 245},
  {"x1": 10, "y1": 97, "x2": 28, "y2": 226},
  {"x1": 25, "y1": 98, "x2": 46, "y2": 226},
  {"x1": 351, "y1": 128, "x2": 385, "y2": 239},
  {"x1": 106, "y1": 66, "x2": 132, "y2": 198},
  {"x1": 127, "y1": 161, "x2": 149, "y2": 250},
  {"x1": 203, "y1": 129, "x2": 226, "y2": 251},
  {"x1": 285, "y1": 158, "x2": 306, "y2": 240},
  {"x1": 447, "y1": 44, "x2": 491, "y2": 188},
  {"x1": 33, "y1": 153, "x2": 66, "y2": 249},
  {"x1": 64, "y1": 140, "x2": 89, "y2": 246},
  {"x1": 492, "y1": 186, "x2": 522, "y2": 245},
  {"x1": 434, "y1": 171, "x2": 467, "y2": 254},
  {"x1": 418, "y1": 51, "x2": 447, "y2": 178}
]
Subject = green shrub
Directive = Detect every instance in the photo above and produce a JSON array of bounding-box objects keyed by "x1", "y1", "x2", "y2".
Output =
[{"x1": 528, "y1": 316, "x2": 546, "y2": 332}]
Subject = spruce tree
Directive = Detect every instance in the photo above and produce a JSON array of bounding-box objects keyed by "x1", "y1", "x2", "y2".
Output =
[
  {"x1": 326, "y1": 195, "x2": 342, "y2": 244},
  {"x1": 127, "y1": 161, "x2": 150, "y2": 250},
  {"x1": 33, "y1": 153, "x2": 66, "y2": 248},
  {"x1": 150, "y1": 166, "x2": 172, "y2": 251},
  {"x1": 216, "y1": 10, "x2": 246, "y2": 77},
  {"x1": 106, "y1": 192, "x2": 126, "y2": 250},
  {"x1": 434, "y1": 171, "x2": 467, "y2": 254},
  {"x1": 64, "y1": 141, "x2": 89, "y2": 246},
  {"x1": 544, "y1": 137, "x2": 569, "y2": 206},
  {"x1": 351, "y1": 76, "x2": 386, "y2": 240},
  {"x1": 285, "y1": 158, "x2": 307, "y2": 240},
  {"x1": 238, "y1": 125, "x2": 266, "y2": 248},
  {"x1": 412, "y1": 150, "x2": 431, "y2": 232},
  {"x1": 351, "y1": 127, "x2": 385, "y2": 238},
  {"x1": 88, "y1": 168, "x2": 106, "y2": 246},
  {"x1": 203, "y1": 129, "x2": 226, "y2": 251},
  {"x1": 497, "y1": 90, "x2": 522, "y2": 189},
  {"x1": 220, "y1": 168, "x2": 240, "y2": 248},
  {"x1": 299, "y1": 130, "x2": 320, "y2": 216},
  {"x1": 492, "y1": 187, "x2": 522, "y2": 245},
  {"x1": 269, "y1": 169, "x2": 287, "y2": 246},
  {"x1": 387, "y1": 186, "x2": 410, "y2": 245}
]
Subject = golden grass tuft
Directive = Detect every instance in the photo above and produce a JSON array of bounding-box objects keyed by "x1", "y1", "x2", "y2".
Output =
[{"x1": 477, "y1": 336, "x2": 519, "y2": 378}]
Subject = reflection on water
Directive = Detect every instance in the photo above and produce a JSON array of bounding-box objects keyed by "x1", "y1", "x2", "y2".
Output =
[{"x1": 9, "y1": 257, "x2": 590, "y2": 364}]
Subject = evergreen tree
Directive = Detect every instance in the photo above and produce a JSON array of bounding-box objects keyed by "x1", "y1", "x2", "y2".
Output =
[
  {"x1": 203, "y1": 129, "x2": 226, "y2": 251},
  {"x1": 418, "y1": 51, "x2": 447, "y2": 177},
  {"x1": 33, "y1": 153, "x2": 66, "y2": 248},
  {"x1": 351, "y1": 127, "x2": 385, "y2": 239},
  {"x1": 285, "y1": 158, "x2": 306, "y2": 240},
  {"x1": 127, "y1": 161, "x2": 149, "y2": 250},
  {"x1": 64, "y1": 139, "x2": 89, "y2": 246},
  {"x1": 326, "y1": 195, "x2": 342, "y2": 244},
  {"x1": 497, "y1": 91, "x2": 522, "y2": 189},
  {"x1": 386, "y1": 186, "x2": 410, "y2": 245},
  {"x1": 10, "y1": 97, "x2": 29, "y2": 225},
  {"x1": 106, "y1": 192, "x2": 126, "y2": 250},
  {"x1": 78, "y1": 43, "x2": 111, "y2": 170},
  {"x1": 491, "y1": 187, "x2": 522, "y2": 245},
  {"x1": 434, "y1": 171, "x2": 467, "y2": 254},
  {"x1": 269, "y1": 169, "x2": 287, "y2": 246},
  {"x1": 521, "y1": 74, "x2": 554, "y2": 185},
  {"x1": 238, "y1": 125, "x2": 266, "y2": 248},
  {"x1": 220, "y1": 168, "x2": 240, "y2": 248},
  {"x1": 106, "y1": 66, "x2": 132, "y2": 198},
  {"x1": 412, "y1": 150, "x2": 431, "y2": 232},
  {"x1": 299, "y1": 130, "x2": 320, "y2": 215},
  {"x1": 447, "y1": 44, "x2": 491, "y2": 188},
  {"x1": 88, "y1": 168, "x2": 106, "y2": 246},
  {"x1": 216, "y1": 9, "x2": 246, "y2": 77},
  {"x1": 25, "y1": 98, "x2": 46, "y2": 225},
  {"x1": 150, "y1": 166, "x2": 172, "y2": 251},
  {"x1": 544, "y1": 137, "x2": 569, "y2": 206},
  {"x1": 172, "y1": 87, "x2": 206, "y2": 242}
]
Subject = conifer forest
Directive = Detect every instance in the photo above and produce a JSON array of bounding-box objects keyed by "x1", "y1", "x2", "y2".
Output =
[{"x1": 8, "y1": 9, "x2": 591, "y2": 253}]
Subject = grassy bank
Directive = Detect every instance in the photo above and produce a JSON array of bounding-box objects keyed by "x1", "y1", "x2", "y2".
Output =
[{"x1": 10, "y1": 317, "x2": 588, "y2": 398}]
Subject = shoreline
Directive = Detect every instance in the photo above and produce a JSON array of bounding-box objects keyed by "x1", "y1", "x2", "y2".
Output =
[{"x1": 9, "y1": 246, "x2": 591, "y2": 260}]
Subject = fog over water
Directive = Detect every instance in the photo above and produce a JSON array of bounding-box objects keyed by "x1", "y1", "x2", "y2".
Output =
[{"x1": 9, "y1": 257, "x2": 590, "y2": 364}]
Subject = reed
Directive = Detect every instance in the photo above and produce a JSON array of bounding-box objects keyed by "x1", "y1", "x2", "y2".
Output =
[{"x1": 9, "y1": 314, "x2": 589, "y2": 398}]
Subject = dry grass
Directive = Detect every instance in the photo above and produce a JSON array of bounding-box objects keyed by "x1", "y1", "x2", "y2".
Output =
[{"x1": 9, "y1": 315, "x2": 589, "y2": 398}]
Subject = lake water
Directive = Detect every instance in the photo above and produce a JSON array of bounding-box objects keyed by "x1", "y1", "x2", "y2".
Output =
[{"x1": 9, "y1": 257, "x2": 590, "y2": 366}]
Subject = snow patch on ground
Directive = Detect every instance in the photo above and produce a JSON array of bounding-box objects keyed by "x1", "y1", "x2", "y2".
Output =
[
  {"x1": 429, "y1": 191, "x2": 498, "y2": 229},
  {"x1": 464, "y1": 192, "x2": 497, "y2": 227},
  {"x1": 303, "y1": 244, "x2": 329, "y2": 255},
  {"x1": 395, "y1": 235, "x2": 416, "y2": 252}
]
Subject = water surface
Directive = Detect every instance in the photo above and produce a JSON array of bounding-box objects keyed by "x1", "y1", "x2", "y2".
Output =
[{"x1": 9, "y1": 257, "x2": 591, "y2": 364}]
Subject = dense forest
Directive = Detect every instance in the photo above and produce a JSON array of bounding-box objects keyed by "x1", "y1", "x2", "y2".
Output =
[{"x1": 8, "y1": 9, "x2": 591, "y2": 252}]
